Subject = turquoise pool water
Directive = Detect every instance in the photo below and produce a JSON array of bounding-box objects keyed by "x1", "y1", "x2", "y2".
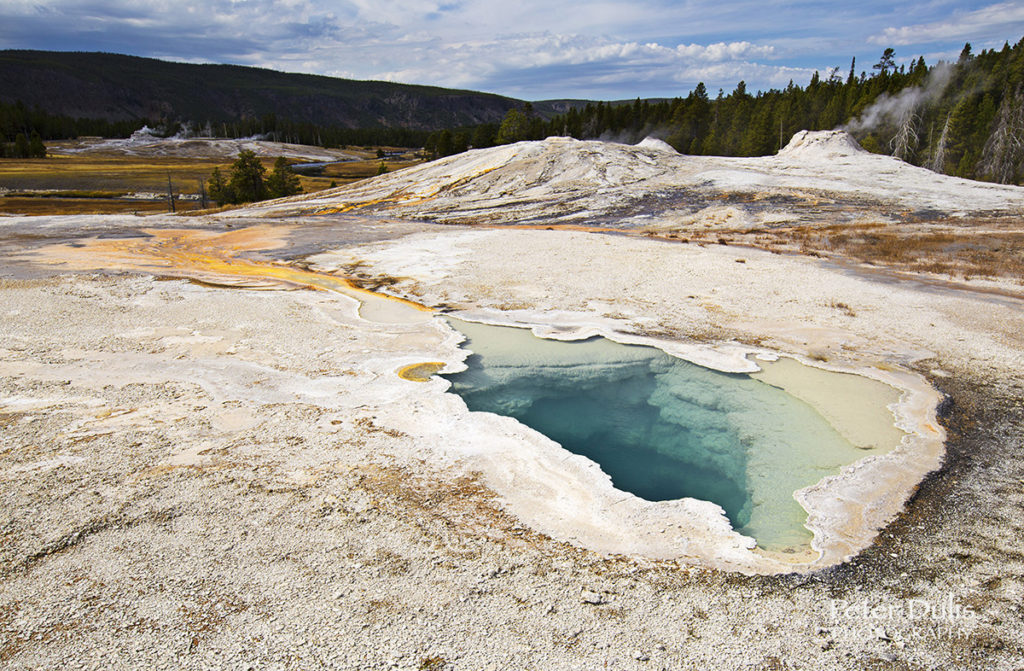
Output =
[{"x1": 442, "y1": 319, "x2": 897, "y2": 551}]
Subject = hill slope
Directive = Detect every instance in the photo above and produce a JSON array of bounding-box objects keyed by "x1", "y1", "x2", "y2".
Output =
[
  {"x1": 238, "y1": 131, "x2": 1024, "y2": 225},
  {"x1": 0, "y1": 50, "x2": 522, "y2": 130}
]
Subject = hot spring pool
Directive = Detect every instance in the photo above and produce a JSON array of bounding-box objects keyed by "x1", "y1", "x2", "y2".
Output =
[{"x1": 442, "y1": 318, "x2": 905, "y2": 552}]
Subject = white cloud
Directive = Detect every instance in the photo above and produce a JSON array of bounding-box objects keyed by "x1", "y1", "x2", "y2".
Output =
[
  {"x1": 873, "y1": 2, "x2": 1024, "y2": 46},
  {"x1": 2, "y1": 0, "x2": 1019, "y2": 99},
  {"x1": 368, "y1": 32, "x2": 789, "y2": 96}
]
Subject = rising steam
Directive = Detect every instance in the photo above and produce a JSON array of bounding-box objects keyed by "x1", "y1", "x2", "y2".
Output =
[{"x1": 842, "y1": 63, "x2": 954, "y2": 134}]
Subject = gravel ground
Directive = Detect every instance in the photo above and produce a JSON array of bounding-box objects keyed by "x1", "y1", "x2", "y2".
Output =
[{"x1": 2, "y1": 222, "x2": 1023, "y2": 669}]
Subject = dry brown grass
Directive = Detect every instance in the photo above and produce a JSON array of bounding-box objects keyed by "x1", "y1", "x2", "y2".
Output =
[
  {"x1": 0, "y1": 153, "x2": 420, "y2": 215},
  {"x1": 0, "y1": 197, "x2": 173, "y2": 215},
  {"x1": 299, "y1": 158, "x2": 423, "y2": 191},
  {"x1": 757, "y1": 221, "x2": 1024, "y2": 281},
  {"x1": 0, "y1": 156, "x2": 228, "y2": 192},
  {"x1": 827, "y1": 300, "x2": 857, "y2": 317},
  {"x1": 657, "y1": 218, "x2": 1023, "y2": 282},
  {"x1": 0, "y1": 155, "x2": 230, "y2": 215}
]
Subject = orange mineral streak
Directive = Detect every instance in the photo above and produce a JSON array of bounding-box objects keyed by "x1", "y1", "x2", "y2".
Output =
[
  {"x1": 310, "y1": 190, "x2": 439, "y2": 215},
  {"x1": 28, "y1": 224, "x2": 433, "y2": 313}
]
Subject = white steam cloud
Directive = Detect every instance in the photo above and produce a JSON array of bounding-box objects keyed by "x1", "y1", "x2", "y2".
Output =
[{"x1": 843, "y1": 63, "x2": 953, "y2": 133}]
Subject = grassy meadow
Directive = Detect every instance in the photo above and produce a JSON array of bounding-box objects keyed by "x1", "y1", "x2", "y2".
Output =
[{"x1": 0, "y1": 145, "x2": 421, "y2": 216}]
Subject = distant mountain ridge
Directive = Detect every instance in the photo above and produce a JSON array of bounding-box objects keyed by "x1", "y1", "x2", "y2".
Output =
[{"x1": 0, "y1": 50, "x2": 539, "y2": 130}]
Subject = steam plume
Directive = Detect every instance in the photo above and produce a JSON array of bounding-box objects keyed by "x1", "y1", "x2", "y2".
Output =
[{"x1": 843, "y1": 63, "x2": 953, "y2": 133}]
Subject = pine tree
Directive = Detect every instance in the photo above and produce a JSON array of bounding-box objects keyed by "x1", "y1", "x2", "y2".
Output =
[
  {"x1": 266, "y1": 156, "x2": 300, "y2": 198},
  {"x1": 496, "y1": 108, "x2": 530, "y2": 145},
  {"x1": 939, "y1": 95, "x2": 977, "y2": 176},
  {"x1": 667, "y1": 83, "x2": 711, "y2": 151},
  {"x1": 423, "y1": 132, "x2": 439, "y2": 157},
  {"x1": 820, "y1": 95, "x2": 845, "y2": 130},
  {"x1": 435, "y1": 129, "x2": 453, "y2": 156},
  {"x1": 14, "y1": 133, "x2": 30, "y2": 158},
  {"x1": 873, "y1": 48, "x2": 896, "y2": 75},
  {"x1": 28, "y1": 132, "x2": 46, "y2": 158},
  {"x1": 207, "y1": 167, "x2": 231, "y2": 205},
  {"x1": 472, "y1": 123, "x2": 496, "y2": 148},
  {"x1": 227, "y1": 150, "x2": 268, "y2": 203},
  {"x1": 740, "y1": 105, "x2": 774, "y2": 156}
]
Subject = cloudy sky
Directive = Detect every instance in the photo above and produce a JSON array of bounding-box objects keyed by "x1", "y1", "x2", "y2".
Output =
[{"x1": 3, "y1": 0, "x2": 1023, "y2": 100}]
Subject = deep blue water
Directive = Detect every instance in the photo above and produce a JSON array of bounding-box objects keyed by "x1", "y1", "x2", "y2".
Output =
[{"x1": 442, "y1": 319, "x2": 876, "y2": 550}]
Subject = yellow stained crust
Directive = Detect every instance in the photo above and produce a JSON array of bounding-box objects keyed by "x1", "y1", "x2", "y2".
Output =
[
  {"x1": 24, "y1": 224, "x2": 433, "y2": 313},
  {"x1": 396, "y1": 362, "x2": 446, "y2": 382}
]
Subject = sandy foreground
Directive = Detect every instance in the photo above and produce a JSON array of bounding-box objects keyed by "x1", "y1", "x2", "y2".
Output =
[{"x1": 0, "y1": 209, "x2": 1021, "y2": 670}]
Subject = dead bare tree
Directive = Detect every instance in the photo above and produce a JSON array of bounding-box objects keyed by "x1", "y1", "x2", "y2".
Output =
[
  {"x1": 166, "y1": 173, "x2": 176, "y2": 213},
  {"x1": 890, "y1": 107, "x2": 921, "y2": 161},
  {"x1": 979, "y1": 87, "x2": 1024, "y2": 184},
  {"x1": 930, "y1": 114, "x2": 951, "y2": 173}
]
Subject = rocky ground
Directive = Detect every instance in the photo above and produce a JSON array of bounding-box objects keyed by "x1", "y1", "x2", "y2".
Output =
[
  {"x1": 2, "y1": 132, "x2": 1024, "y2": 669},
  {"x1": 0, "y1": 222, "x2": 1020, "y2": 669}
]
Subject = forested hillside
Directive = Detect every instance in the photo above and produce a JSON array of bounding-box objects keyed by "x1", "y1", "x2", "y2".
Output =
[
  {"x1": 0, "y1": 50, "x2": 523, "y2": 142},
  {"x1": 478, "y1": 39, "x2": 1024, "y2": 184},
  {"x1": 0, "y1": 51, "x2": 594, "y2": 154}
]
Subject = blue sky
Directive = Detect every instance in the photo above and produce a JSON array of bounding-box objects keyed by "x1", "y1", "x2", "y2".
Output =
[{"x1": 3, "y1": 0, "x2": 1024, "y2": 100}]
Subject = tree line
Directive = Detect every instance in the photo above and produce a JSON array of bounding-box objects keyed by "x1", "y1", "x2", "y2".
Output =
[
  {"x1": 462, "y1": 38, "x2": 1024, "y2": 185},
  {"x1": 0, "y1": 100, "x2": 142, "y2": 145},
  {"x1": 0, "y1": 131, "x2": 46, "y2": 158}
]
